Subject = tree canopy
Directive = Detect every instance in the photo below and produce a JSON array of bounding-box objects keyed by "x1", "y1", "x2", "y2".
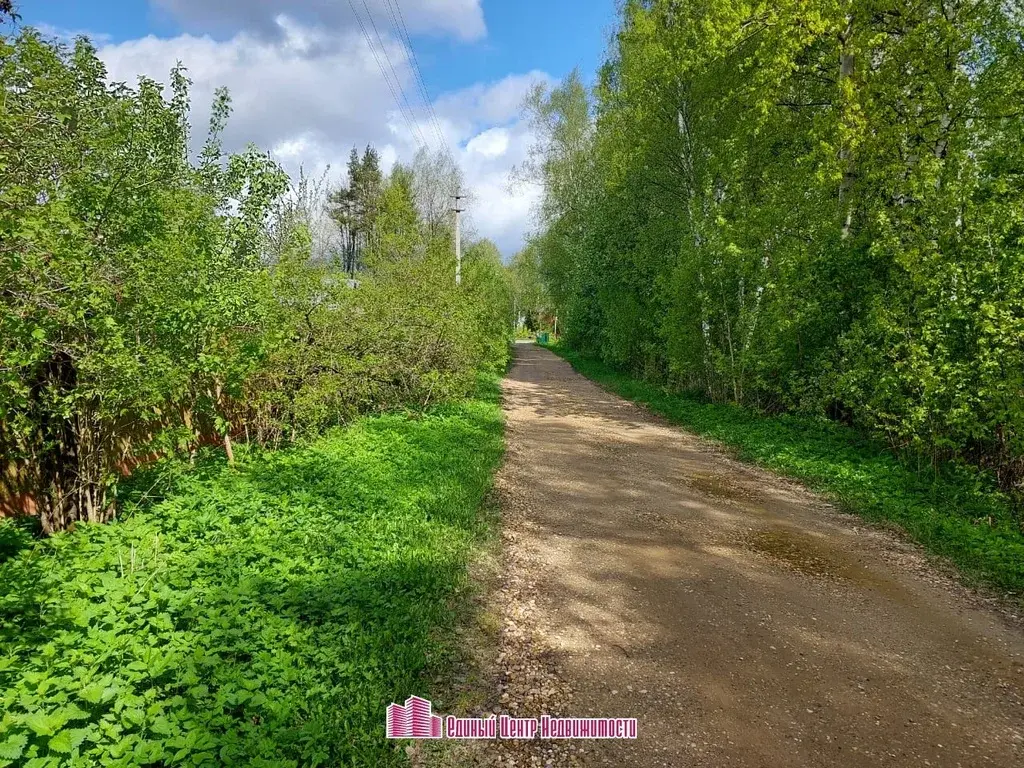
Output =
[
  {"x1": 527, "y1": 0, "x2": 1024, "y2": 504},
  {"x1": 0, "y1": 29, "x2": 512, "y2": 533}
]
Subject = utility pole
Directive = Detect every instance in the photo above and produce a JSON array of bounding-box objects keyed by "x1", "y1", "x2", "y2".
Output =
[{"x1": 453, "y1": 193, "x2": 464, "y2": 286}]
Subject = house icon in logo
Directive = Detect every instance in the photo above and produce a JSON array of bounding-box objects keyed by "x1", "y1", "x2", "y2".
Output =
[{"x1": 386, "y1": 695, "x2": 443, "y2": 739}]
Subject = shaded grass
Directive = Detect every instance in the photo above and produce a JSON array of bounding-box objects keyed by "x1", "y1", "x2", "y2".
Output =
[
  {"x1": 0, "y1": 377, "x2": 504, "y2": 767},
  {"x1": 546, "y1": 342, "x2": 1024, "y2": 599}
]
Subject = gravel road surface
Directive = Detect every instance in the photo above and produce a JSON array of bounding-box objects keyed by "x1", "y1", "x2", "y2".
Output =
[{"x1": 480, "y1": 343, "x2": 1024, "y2": 768}]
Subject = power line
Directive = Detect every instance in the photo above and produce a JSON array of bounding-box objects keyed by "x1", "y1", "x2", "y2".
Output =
[
  {"x1": 350, "y1": 0, "x2": 469, "y2": 239},
  {"x1": 383, "y1": 0, "x2": 455, "y2": 167},
  {"x1": 385, "y1": 0, "x2": 468, "y2": 244},
  {"x1": 346, "y1": 0, "x2": 429, "y2": 151},
  {"x1": 359, "y1": 0, "x2": 432, "y2": 150}
]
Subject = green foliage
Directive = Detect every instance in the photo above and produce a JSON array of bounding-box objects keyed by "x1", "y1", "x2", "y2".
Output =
[
  {"x1": 513, "y1": 70, "x2": 598, "y2": 350},
  {"x1": 460, "y1": 240, "x2": 515, "y2": 372},
  {"x1": 529, "y1": 0, "x2": 1024, "y2": 505},
  {"x1": 366, "y1": 164, "x2": 421, "y2": 268},
  {"x1": 328, "y1": 147, "x2": 385, "y2": 274},
  {"x1": 0, "y1": 30, "x2": 287, "y2": 532},
  {"x1": 0, "y1": 23, "x2": 512, "y2": 767},
  {"x1": 0, "y1": 29, "x2": 513, "y2": 532},
  {"x1": 0, "y1": 379, "x2": 505, "y2": 766},
  {"x1": 548, "y1": 341, "x2": 1024, "y2": 598},
  {"x1": 506, "y1": 244, "x2": 550, "y2": 333},
  {"x1": 249, "y1": 202, "x2": 512, "y2": 441}
]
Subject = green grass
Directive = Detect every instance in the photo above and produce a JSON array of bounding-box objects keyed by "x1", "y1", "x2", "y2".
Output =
[
  {"x1": 545, "y1": 342, "x2": 1024, "y2": 599},
  {"x1": 0, "y1": 377, "x2": 505, "y2": 767}
]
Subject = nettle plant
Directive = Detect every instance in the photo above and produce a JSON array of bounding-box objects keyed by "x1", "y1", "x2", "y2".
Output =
[{"x1": 0, "y1": 31, "x2": 288, "y2": 533}]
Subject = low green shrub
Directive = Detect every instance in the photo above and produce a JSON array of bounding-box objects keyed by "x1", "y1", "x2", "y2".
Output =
[{"x1": 0, "y1": 378, "x2": 504, "y2": 766}]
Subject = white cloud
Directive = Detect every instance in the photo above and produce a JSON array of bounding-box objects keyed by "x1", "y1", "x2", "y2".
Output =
[
  {"x1": 466, "y1": 127, "x2": 509, "y2": 159},
  {"x1": 432, "y1": 70, "x2": 551, "y2": 136},
  {"x1": 466, "y1": 174, "x2": 542, "y2": 256},
  {"x1": 97, "y1": 20, "x2": 545, "y2": 257},
  {"x1": 152, "y1": 0, "x2": 486, "y2": 42},
  {"x1": 415, "y1": 72, "x2": 549, "y2": 255},
  {"x1": 100, "y1": 20, "x2": 405, "y2": 156}
]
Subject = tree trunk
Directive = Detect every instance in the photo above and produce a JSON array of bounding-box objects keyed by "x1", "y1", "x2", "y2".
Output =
[
  {"x1": 838, "y1": 16, "x2": 857, "y2": 239},
  {"x1": 214, "y1": 381, "x2": 235, "y2": 466},
  {"x1": 36, "y1": 353, "x2": 112, "y2": 534}
]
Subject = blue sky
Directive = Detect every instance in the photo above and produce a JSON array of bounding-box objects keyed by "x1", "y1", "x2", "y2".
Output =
[{"x1": 23, "y1": 0, "x2": 617, "y2": 255}]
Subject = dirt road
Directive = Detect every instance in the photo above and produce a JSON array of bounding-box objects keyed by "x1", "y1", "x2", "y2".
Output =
[{"x1": 488, "y1": 343, "x2": 1024, "y2": 767}]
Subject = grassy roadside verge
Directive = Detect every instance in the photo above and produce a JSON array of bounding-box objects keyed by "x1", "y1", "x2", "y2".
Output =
[
  {"x1": 0, "y1": 377, "x2": 505, "y2": 767},
  {"x1": 545, "y1": 342, "x2": 1024, "y2": 600}
]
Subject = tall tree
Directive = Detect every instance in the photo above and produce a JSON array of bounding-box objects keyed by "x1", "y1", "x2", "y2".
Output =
[
  {"x1": 411, "y1": 146, "x2": 465, "y2": 238},
  {"x1": 514, "y1": 69, "x2": 598, "y2": 348},
  {"x1": 508, "y1": 243, "x2": 549, "y2": 331},
  {"x1": 365, "y1": 163, "x2": 421, "y2": 268},
  {"x1": 328, "y1": 146, "x2": 384, "y2": 275},
  {"x1": 528, "y1": 0, "x2": 1024, "y2": 498}
]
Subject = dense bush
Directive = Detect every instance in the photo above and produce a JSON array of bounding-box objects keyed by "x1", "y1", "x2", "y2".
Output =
[
  {"x1": 0, "y1": 31, "x2": 287, "y2": 532},
  {"x1": 0, "y1": 29, "x2": 512, "y2": 532},
  {"x1": 243, "y1": 201, "x2": 511, "y2": 443},
  {"x1": 523, "y1": 0, "x2": 1024, "y2": 507},
  {"x1": 0, "y1": 380, "x2": 505, "y2": 766}
]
